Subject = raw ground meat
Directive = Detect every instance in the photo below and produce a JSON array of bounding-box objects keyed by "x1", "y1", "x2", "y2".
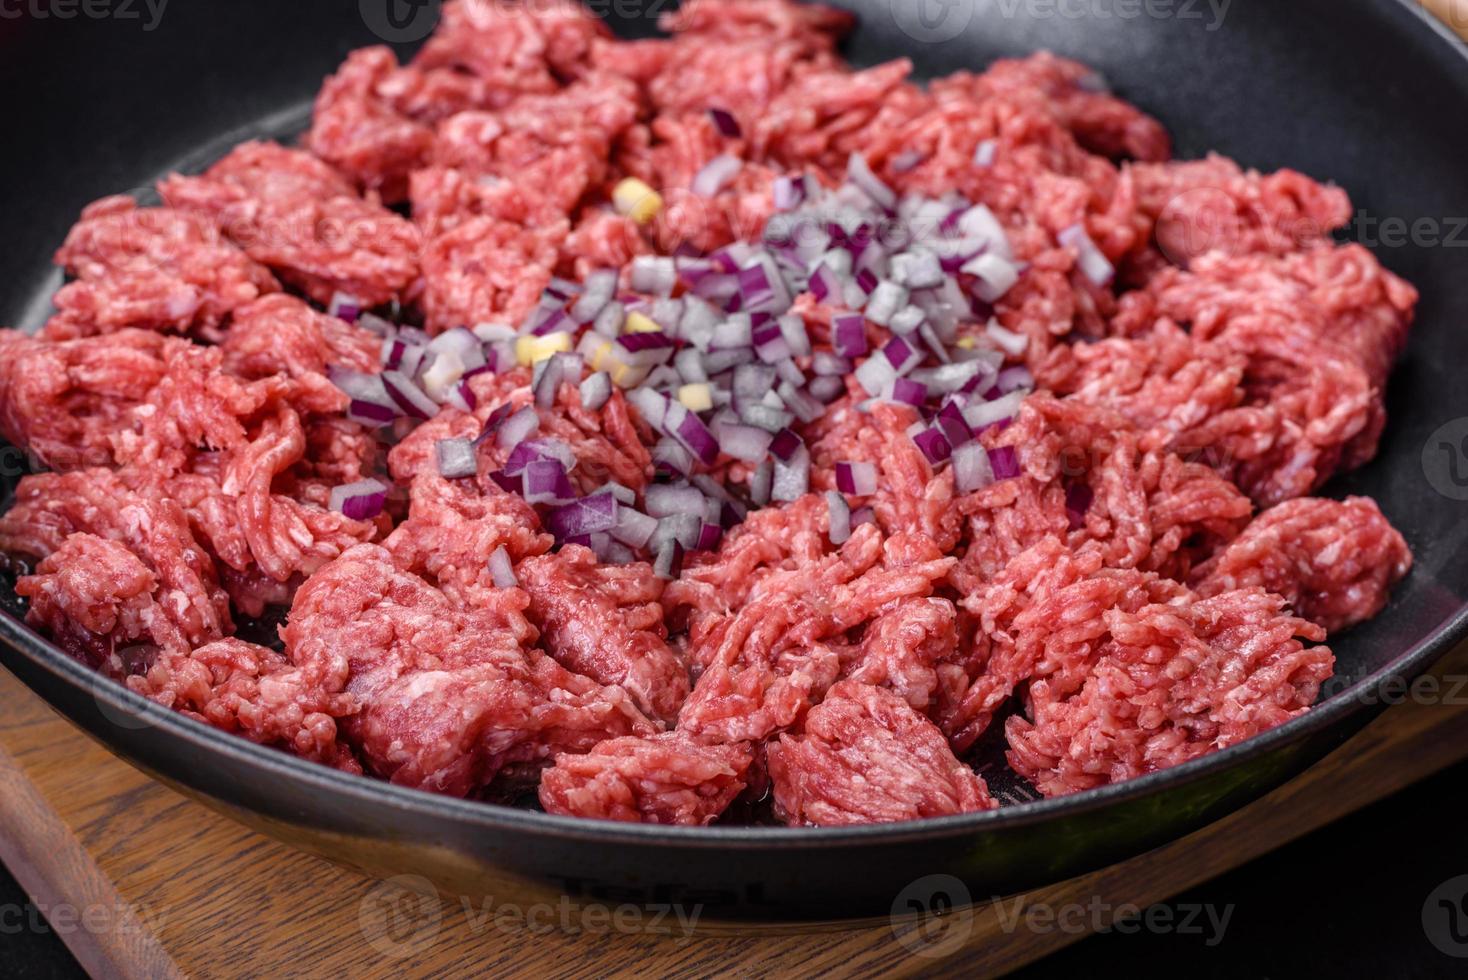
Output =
[
  {"x1": 539, "y1": 732, "x2": 753, "y2": 825},
  {"x1": 282, "y1": 543, "x2": 655, "y2": 797},
  {"x1": 949, "y1": 394, "x2": 1253, "y2": 594},
  {"x1": 518, "y1": 546, "x2": 688, "y2": 725},
  {"x1": 1193, "y1": 496, "x2": 1412, "y2": 633},
  {"x1": 1, "y1": 470, "x2": 232, "y2": 659},
  {"x1": 44, "y1": 195, "x2": 279, "y2": 341},
  {"x1": 767, "y1": 680, "x2": 995, "y2": 826},
  {"x1": 127, "y1": 637, "x2": 361, "y2": 771},
  {"x1": 158, "y1": 141, "x2": 421, "y2": 306},
  {"x1": 0, "y1": 0, "x2": 1421, "y2": 822},
  {"x1": 1005, "y1": 586, "x2": 1333, "y2": 797}
]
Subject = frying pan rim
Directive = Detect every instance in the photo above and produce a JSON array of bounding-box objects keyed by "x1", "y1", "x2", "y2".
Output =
[{"x1": 1, "y1": 0, "x2": 1466, "y2": 849}]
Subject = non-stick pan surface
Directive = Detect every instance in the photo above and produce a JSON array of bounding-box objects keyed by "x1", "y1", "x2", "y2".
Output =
[{"x1": 2, "y1": 0, "x2": 1467, "y2": 920}]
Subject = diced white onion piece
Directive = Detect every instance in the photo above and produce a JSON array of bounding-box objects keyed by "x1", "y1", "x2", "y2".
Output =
[
  {"x1": 827, "y1": 491, "x2": 852, "y2": 545},
  {"x1": 496, "y1": 405, "x2": 541, "y2": 449},
  {"x1": 962, "y1": 390, "x2": 1027, "y2": 431},
  {"x1": 952, "y1": 441, "x2": 995, "y2": 493},
  {"x1": 889, "y1": 250, "x2": 945, "y2": 290},
  {"x1": 579, "y1": 371, "x2": 612, "y2": 411},
  {"x1": 435, "y1": 438, "x2": 477, "y2": 479},
  {"x1": 963, "y1": 253, "x2": 1021, "y2": 303},
  {"x1": 421, "y1": 350, "x2": 466, "y2": 403},
  {"x1": 771, "y1": 446, "x2": 811, "y2": 502},
  {"x1": 692, "y1": 154, "x2": 743, "y2": 198},
  {"x1": 985, "y1": 319, "x2": 1030, "y2": 357},
  {"x1": 847, "y1": 152, "x2": 897, "y2": 211},
  {"x1": 864, "y1": 280, "x2": 908, "y2": 326},
  {"x1": 489, "y1": 546, "x2": 518, "y2": 588},
  {"x1": 1058, "y1": 223, "x2": 1116, "y2": 287},
  {"x1": 955, "y1": 204, "x2": 1013, "y2": 260}
]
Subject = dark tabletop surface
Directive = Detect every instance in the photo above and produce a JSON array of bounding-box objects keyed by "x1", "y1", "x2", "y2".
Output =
[{"x1": 4, "y1": 757, "x2": 1468, "y2": 978}]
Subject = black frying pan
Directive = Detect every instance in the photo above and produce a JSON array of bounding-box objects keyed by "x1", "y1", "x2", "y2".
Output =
[{"x1": 2, "y1": 0, "x2": 1467, "y2": 921}]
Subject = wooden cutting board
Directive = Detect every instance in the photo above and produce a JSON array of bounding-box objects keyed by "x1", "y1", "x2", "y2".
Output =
[{"x1": 4, "y1": 635, "x2": 1468, "y2": 980}]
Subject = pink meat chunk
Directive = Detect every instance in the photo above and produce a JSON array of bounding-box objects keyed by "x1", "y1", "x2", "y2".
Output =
[
  {"x1": 767, "y1": 680, "x2": 995, "y2": 826},
  {"x1": 158, "y1": 141, "x2": 420, "y2": 306},
  {"x1": 1193, "y1": 496, "x2": 1412, "y2": 633},
  {"x1": 281, "y1": 543, "x2": 655, "y2": 797},
  {"x1": 43, "y1": 194, "x2": 278, "y2": 340},
  {"x1": 539, "y1": 732, "x2": 753, "y2": 825}
]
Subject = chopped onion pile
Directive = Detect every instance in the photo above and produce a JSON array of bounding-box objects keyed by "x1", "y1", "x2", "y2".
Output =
[{"x1": 325, "y1": 158, "x2": 1050, "y2": 571}]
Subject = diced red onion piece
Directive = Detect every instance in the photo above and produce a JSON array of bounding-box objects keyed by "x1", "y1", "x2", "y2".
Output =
[
  {"x1": 579, "y1": 371, "x2": 612, "y2": 411},
  {"x1": 772, "y1": 175, "x2": 806, "y2": 211},
  {"x1": 523, "y1": 459, "x2": 576, "y2": 505},
  {"x1": 546, "y1": 492, "x2": 619, "y2": 539},
  {"x1": 673, "y1": 410, "x2": 720, "y2": 466},
  {"x1": 913, "y1": 427, "x2": 952, "y2": 464},
  {"x1": 769, "y1": 428, "x2": 803, "y2": 463},
  {"x1": 708, "y1": 107, "x2": 742, "y2": 138},
  {"x1": 974, "y1": 139, "x2": 998, "y2": 167},
  {"x1": 653, "y1": 439, "x2": 694, "y2": 477},
  {"x1": 827, "y1": 490, "x2": 853, "y2": 545},
  {"x1": 962, "y1": 390, "x2": 1026, "y2": 431},
  {"x1": 988, "y1": 445, "x2": 1020, "y2": 480},
  {"x1": 955, "y1": 204, "x2": 1013, "y2": 260},
  {"x1": 808, "y1": 375, "x2": 846, "y2": 403},
  {"x1": 890, "y1": 150, "x2": 925, "y2": 173},
  {"x1": 984, "y1": 319, "x2": 1029, "y2": 358},
  {"x1": 889, "y1": 377, "x2": 927, "y2": 407},
  {"x1": 808, "y1": 262, "x2": 843, "y2": 303},
  {"x1": 833, "y1": 314, "x2": 869, "y2": 358},
  {"x1": 882, "y1": 335, "x2": 924, "y2": 375},
  {"x1": 329, "y1": 479, "x2": 389, "y2": 521},
  {"x1": 381, "y1": 370, "x2": 438, "y2": 420},
  {"x1": 572, "y1": 269, "x2": 618, "y2": 324},
  {"x1": 855, "y1": 355, "x2": 898, "y2": 397},
  {"x1": 1065, "y1": 482, "x2": 1094, "y2": 530},
  {"x1": 835, "y1": 460, "x2": 877, "y2": 496},
  {"x1": 629, "y1": 256, "x2": 678, "y2": 296},
  {"x1": 695, "y1": 522, "x2": 723, "y2": 552},
  {"x1": 936, "y1": 400, "x2": 974, "y2": 448},
  {"x1": 889, "y1": 251, "x2": 945, "y2": 290},
  {"x1": 752, "y1": 323, "x2": 793, "y2": 364},
  {"x1": 348, "y1": 399, "x2": 397, "y2": 426},
  {"x1": 328, "y1": 292, "x2": 362, "y2": 323}
]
